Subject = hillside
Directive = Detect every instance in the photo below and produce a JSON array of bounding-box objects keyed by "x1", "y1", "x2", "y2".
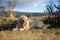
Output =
[{"x1": 0, "y1": 11, "x2": 48, "y2": 17}]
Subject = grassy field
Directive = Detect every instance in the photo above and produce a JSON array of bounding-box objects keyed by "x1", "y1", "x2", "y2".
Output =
[
  {"x1": 29, "y1": 16, "x2": 48, "y2": 20},
  {"x1": 0, "y1": 15, "x2": 60, "y2": 40},
  {"x1": 0, "y1": 28, "x2": 60, "y2": 40}
]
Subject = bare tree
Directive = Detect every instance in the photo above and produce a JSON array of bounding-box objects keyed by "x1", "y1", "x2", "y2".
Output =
[
  {"x1": 6, "y1": 0, "x2": 18, "y2": 18},
  {"x1": 46, "y1": 0, "x2": 60, "y2": 27},
  {"x1": 7, "y1": 0, "x2": 17, "y2": 11},
  {"x1": 46, "y1": 1, "x2": 54, "y2": 24},
  {"x1": 0, "y1": 0, "x2": 6, "y2": 16},
  {"x1": 53, "y1": 0, "x2": 60, "y2": 24}
]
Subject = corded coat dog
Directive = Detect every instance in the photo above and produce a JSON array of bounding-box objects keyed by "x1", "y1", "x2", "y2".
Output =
[{"x1": 14, "y1": 15, "x2": 50, "y2": 31}]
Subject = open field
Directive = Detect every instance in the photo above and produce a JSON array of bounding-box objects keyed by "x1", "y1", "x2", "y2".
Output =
[
  {"x1": 0, "y1": 28, "x2": 60, "y2": 40},
  {"x1": 29, "y1": 16, "x2": 48, "y2": 20},
  {"x1": 0, "y1": 15, "x2": 60, "y2": 40},
  {"x1": 29, "y1": 15, "x2": 57, "y2": 20}
]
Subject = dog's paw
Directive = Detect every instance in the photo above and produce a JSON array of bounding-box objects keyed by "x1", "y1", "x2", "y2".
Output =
[{"x1": 19, "y1": 28, "x2": 25, "y2": 31}]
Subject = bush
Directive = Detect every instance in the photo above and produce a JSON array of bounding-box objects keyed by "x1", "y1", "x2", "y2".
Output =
[{"x1": 0, "y1": 16, "x2": 17, "y2": 31}]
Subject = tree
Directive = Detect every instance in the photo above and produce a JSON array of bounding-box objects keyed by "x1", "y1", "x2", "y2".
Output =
[
  {"x1": 6, "y1": 0, "x2": 18, "y2": 18},
  {"x1": 46, "y1": 1, "x2": 54, "y2": 15},
  {"x1": 54, "y1": 0, "x2": 60, "y2": 12},
  {"x1": 46, "y1": 1, "x2": 54, "y2": 24},
  {"x1": 7, "y1": 0, "x2": 17, "y2": 11},
  {"x1": 46, "y1": 0, "x2": 60, "y2": 27},
  {"x1": 0, "y1": 0, "x2": 6, "y2": 16},
  {"x1": 53, "y1": 0, "x2": 60, "y2": 25}
]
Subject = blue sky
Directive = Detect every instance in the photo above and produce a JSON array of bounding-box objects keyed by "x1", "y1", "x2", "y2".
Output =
[
  {"x1": 13, "y1": 0, "x2": 58, "y2": 12},
  {"x1": 1, "y1": 0, "x2": 59, "y2": 12}
]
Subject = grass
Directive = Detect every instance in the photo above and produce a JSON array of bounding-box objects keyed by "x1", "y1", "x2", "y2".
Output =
[
  {"x1": 0, "y1": 28, "x2": 60, "y2": 40},
  {"x1": 29, "y1": 16, "x2": 48, "y2": 20},
  {"x1": 0, "y1": 15, "x2": 60, "y2": 40}
]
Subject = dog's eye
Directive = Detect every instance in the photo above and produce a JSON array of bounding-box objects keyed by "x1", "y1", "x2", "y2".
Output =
[
  {"x1": 22, "y1": 20, "x2": 24, "y2": 22},
  {"x1": 20, "y1": 19, "x2": 23, "y2": 22}
]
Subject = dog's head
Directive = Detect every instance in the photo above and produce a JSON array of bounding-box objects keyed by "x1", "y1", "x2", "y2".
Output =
[{"x1": 19, "y1": 15, "x2": 29, "y2": 26}]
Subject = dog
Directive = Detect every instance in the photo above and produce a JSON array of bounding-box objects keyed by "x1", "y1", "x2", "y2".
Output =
[{"x1": 15, "y1": 15, "x2": 50, "y2": 31}]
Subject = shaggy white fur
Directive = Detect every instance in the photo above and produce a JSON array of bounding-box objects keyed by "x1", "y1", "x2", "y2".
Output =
[{"x1": 16, "y1": 15, "x2": 50, "y2": 31}]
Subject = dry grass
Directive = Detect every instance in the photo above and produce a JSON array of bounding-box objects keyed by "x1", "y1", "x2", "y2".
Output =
[
  {"x1": 29, "y1": 15, "x2": 56, "y2": 20},
  {"x1": 0, "y1": 15, "x2": 60, "y2": 40},
  {"x1": 29, "y1": 16, "x2": 48, "y2": 20},
  {"x1": 0, "y1": 29, "x2": 60, "y2": 40}
]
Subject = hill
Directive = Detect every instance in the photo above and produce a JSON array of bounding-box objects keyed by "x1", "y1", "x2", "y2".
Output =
[{"x1": 0, "y1": 11, "x2": 48, "y2": 17}]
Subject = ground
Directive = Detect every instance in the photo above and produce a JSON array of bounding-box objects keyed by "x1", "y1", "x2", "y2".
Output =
[
  {"x1": 0, "y1": 28, "x2": 60, "y2": 40},
  {"x1": 0, "y1": 15, "x2": 60, "y2": 40}
]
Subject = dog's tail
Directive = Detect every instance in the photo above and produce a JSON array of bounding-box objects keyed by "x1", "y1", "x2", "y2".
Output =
[{"x1": 43, "y1": 24, "x2": 50, "y2": 29}]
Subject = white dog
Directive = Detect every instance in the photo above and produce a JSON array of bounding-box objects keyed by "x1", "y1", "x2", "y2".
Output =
[{"x1": 15, "y1": 15, "x2": 50, "y2": 31}]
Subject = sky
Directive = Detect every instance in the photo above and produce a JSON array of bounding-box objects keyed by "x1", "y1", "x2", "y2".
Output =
[{"x1": 0, "y1": 0, "x2": 59, "y2": 12}]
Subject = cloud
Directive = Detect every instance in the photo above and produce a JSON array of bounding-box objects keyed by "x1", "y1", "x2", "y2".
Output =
[
  {"x1": 2, "y1": 0, "x2": 47, "y2": 7},
  {"x1": 16, "y1": 0, "x2": 46, "y2": 7},
  {"x1": 41, "y1": 4, "x2": 47, "y2": 7},
  {"x1": 33, "y1": 4, "x2": 38, "y2": 7}
]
